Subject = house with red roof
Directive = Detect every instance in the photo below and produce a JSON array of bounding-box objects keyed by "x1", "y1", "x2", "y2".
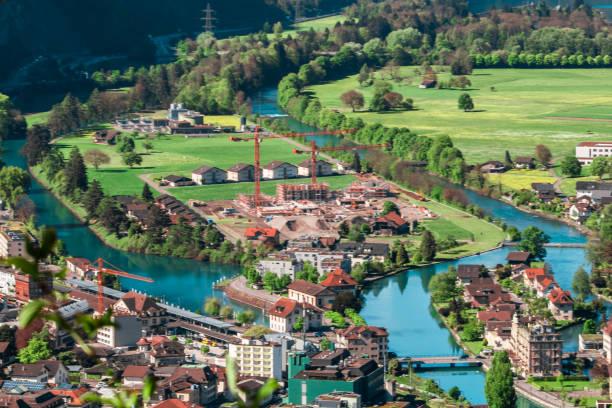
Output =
[
  {"x1": 335, "y1": 326, "x2": 389, "y2": 364},
  {"x1": 50, "y1": 385, "x2": 90, "y2": 406},
  {"x1": 113, "y1": 291, "x2": 168, "y2": 329},
  {"x1": 319, "y1": 269, "x2": 358, "y2": 295},
  {"x1": 244, "y1": 228, "x2": 279, "y2": 247},
  {"x1": 370, "y1": 211, "x2": 413, "y2": 235},
  {"x1": 137, "y1": 336, "x2": 185, "y2": 366},
  {"x1": 463, "y1": 281, "x2": 511, "y2": 308},
  {"x1": 547, "y1": 288, "x2": 574, "y2": 320},
  {"x1": 267, "y1": 297, "x2": 323, "y2": 333},
  {"x1": 150, "y1": 398, "x2": 196, "y2": 408},
  {"x1": 478, "y1": 309, "x2": 514, "y2": 350},
  {"x1": 122, "y1": 365, "x2": 153, "y2": 388},
  {"x1": 533, "y1": 274, "x2": 560, "y2": 297},
  {"x1": 150, "y1": 366, "x2": 218, "y2": 406},
  {"x1": 287, "y1": 279, "x2": 336, "y2": 309},
  {"x1": 65, "y1": 258, "x2": 94, "y2": 279},
  {"x1": 522, "y1": 268, "x2": 546, "y2": 286}
]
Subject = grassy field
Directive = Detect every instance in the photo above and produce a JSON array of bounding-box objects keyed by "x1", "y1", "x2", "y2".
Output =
[
  {"x1": 485, "y1": 169, "x2": 557, "y2": 192},
  {"x1": 25, "y1": 111, "x2": 50, "y2": 126},
  {"x1": 308, "y1": 67, "x2": 612, "y2": 164},
  {"x1": 53, "y1": 120, "x2": 314, "y2": 197},
  {"x1": 167, "y1": 174, "x2": 356, "y2": 202},
  {"x1": 527, "y1": 378, "x2": 602, "y2": 392}
]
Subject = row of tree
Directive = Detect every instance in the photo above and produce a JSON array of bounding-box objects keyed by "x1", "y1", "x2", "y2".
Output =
[{"x1": 472, "y1": 52, "x2": 612, "y2": 68}]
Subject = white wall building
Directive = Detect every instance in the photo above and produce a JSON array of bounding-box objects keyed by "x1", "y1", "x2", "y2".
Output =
[
  {"x1": 576, "y1": 141, "x2": 612, "y2": 165},
  {"x1": 228, "y1": 338, "x2": 283, "y2": 380}
]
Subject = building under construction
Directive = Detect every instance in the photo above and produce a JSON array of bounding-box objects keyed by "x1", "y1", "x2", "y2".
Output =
[
  {"x1": 276, "y1": 183, "x2": 330, "y2": 202},
  {"x1": 346, "y1": 180, "x2": 390, "y2": 199}
]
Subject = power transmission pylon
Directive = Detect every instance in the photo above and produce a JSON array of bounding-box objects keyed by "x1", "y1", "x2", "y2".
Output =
[{"x1": 201, "y1": 3, "x2": 216, "y2": 33}]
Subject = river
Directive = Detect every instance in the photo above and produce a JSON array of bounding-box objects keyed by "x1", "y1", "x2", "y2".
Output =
[{"x1": 2, "y1": 88, "x2": 591, "y2": 407}]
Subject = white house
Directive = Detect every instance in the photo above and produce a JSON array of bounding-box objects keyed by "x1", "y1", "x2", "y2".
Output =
[
  {"x1": 262, "y1": 161, "x2": 297, "y2": 180},
  {"x1": 297, "y1": 159, "x2": 333, "y2": 177},
  {"x1": 191, "y1": 165, "x2": 227, "y2": 185},
  {"x1": 576, "y1": 141, "x2": 612, "y2": 165}
]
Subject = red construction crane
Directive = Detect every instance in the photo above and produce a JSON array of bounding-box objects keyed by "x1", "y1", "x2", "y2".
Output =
[
  {"x1": 92, "y1": 258, "x2": 154, "y2": 314},
  {"x1": 229, "y1": 127, "x2": 355, "y2": 209},
  {"x1": 293, "y1": 140, "x2": 390, "y2": 184}
]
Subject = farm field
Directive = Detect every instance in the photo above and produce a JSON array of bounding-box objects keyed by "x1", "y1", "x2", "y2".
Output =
[
  {"x1": 485, "y1": 169, "x2": 557, "y2": 192},
  {"x1": 51, "y1": 121, "x2": 317, "y2": 197},
  {"x1": 167, "y1": 174, "x2": 356, "y2": 202},
  {"x1": 307, "y1": 68, "x2": 612, "y2": 164}
]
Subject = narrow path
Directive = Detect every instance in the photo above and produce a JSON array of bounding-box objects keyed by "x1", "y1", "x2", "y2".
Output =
[
  {"x1": 547, "y1": 158, "x2": 563, "y2": 194},
  {"x1": 278, "y1": 136, "x2": 339, "y2": 163},
  {"x1": 138, "y1": 173, "x2": 168, "y2": 195}
]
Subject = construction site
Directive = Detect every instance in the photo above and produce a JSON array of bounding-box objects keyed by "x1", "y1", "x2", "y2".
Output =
[{"x1": 187, "y1": 127, "x2": 436, "y2": 242}]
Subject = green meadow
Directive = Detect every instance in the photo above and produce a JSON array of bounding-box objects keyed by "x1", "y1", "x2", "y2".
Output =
[{"x1": 308, "y1": 67, "x2": 612, "y2": 164}]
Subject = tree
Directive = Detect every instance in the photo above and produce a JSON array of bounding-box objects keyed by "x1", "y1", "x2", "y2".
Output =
[
  {"x1": 462, "y1": 319, "x2": 483, "y2": 341},
  {"x1": 340, "y1": 90, "x2": 365, "y2": 112},
  {"x1": 449, "y1": 386, "x2": 461, "y2": 400},
  {"x1": 204, "y1": 296, "x2": 221, "y2": 315},
  {"x1": 517, "y1": 226, "x2": 550, "y2": 260},
  {"x1": 504, "y1": 150, "x2": 512, "y2": 168},
  {"x1": 428, "y1": 267, "x2": 458, "y2": 302},
  {"x1": 293, "y1": 317, "x2": 303, "y2": 332},
  {"x1": 485, "y1": 351, "x2": 516, "y2": 408},
  {"x1": 96, "y1": 196, "x2": 125, "y2": 235},
  {"x1": 458, "y1": 93, "x2": 474, "y2": 111},
  {"x1": 220, "y1": 305, "x2": 234, "y2": 319},
  {"x1": 451, "y1": 75, "x2": 471, "y2": 89},
  {"x1": 535, "y1": 144, "x2": 552, "y2": 166},
  {"x1": 82, "y1": 179, "x2": 104, "y2": 218},
  {"x1": 63, "y1": 147, "x2": 88, "y2": 195},
  {"x1": 122, "y1": 151, "x2": 142, "y2": 168},
  {"x1": 590, "y1": 156, "x2": 608, "y2": 179},
  {"x1": 419, "y1": 230, "x2": 437, "y2": 262},
  {"x1": 351, "y1": 152, "x2": 361, "y2": 172},
  {"x1": 572, "y1": 267, "x2": 591, "y2": 300},
  {"x1": 237, "y1": 309, "x2": 255, "y2": 325},
  {"x1": 384, "y1": 92, "x2": 403, "y2": 109},
  {"x1": 396, "y1": 245, "x2": 408, "y2": 266},
  {"x1": 320, "y1": 337, "x2": 332, "y2": 351},
  {"x1": 358, "y1": 64, "x2": 371, "y2": 86},
  {"x1": 560, "y1": 155, "x2": 582, "y2": 177},
  {"x1": 0, "y1": 166, "x2": 31, "y2": 208},
  {"x1": 583, "y1": 318, "x2": 596, "y2": 334},
  {"x1": 200, "y1": 345, "x2": 210, "y2": 354},
  {"x1": 117, "y1": 137, "x2": 135, "y2": 153},
  {"x1": 142, "y1": 140, "x2": 154, "y2": 152},
  {"x1": 83, "y1": 149, "x2": 110, "y2": 171},
  {"x1": 58, "y1": 351, "x2": 75, "y2": 365},
  {"x1": 21, "y1": 125, "x2": 51, "y2": 166},
  {"x1": 18, "y1": 329, "x2": 52, "y2": 363},
  {"x1": 263, "y1": 272, "x2": 281, "y2": 293},
  {"x1": 382, "y1": 200, "x2": 399, "y2": 215},
  {"x1": 141, "y1": 183, "x2": 154, "y2": 202},
  {"x1": 338, "y1": 221, "x2": 349, "y2": 237},
  {"x1": 332, "y1": 291, "x2": 363, "y2": 314}
]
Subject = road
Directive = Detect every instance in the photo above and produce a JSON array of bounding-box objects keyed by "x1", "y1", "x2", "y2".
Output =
[
  {"x1": 138, "y1": 173, "x2": 169, "y2": 195},
  {"x1": 515, "y1": 379, "x2": 567, "y2": 408}
]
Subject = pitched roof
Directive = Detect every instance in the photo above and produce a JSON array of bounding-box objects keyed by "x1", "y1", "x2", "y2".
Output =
[
  {"x1": 506, "y1": 251, "x2": 531, "y2": 262},
  {"x1": 263, "y1": 160, "x2": 295, "y2": 170},
  {"x1": 320, "y1": 269, "x2": 357, "y2": 288},
  {"x1": 168, "y1": 366, "x2": 216, "y2": 385},
  {"x1": 336, "y1": 325, "x2": 388, "y2": 339},
  {"x1": 548, "y1": 288, "x2": 573, "y2": 305},
  {"x1": 287, "y1": 279, "x2": 327, "y2": 296},
  {"x1": 576, "y1": 181, "x2": 612, "y2": 191},
  {"x1": 227, "y1": 163, "x2": 254, "y2": 172},
  {"x1": 297, "y1": 159, "x2": 330, "y2": 168},
  {"x1": 267, "y1": 297, "x2": 299, "y2": 318},
  {"x1": 524, "y1": 268, "x2": 546, "y2": 280},
  {"x1": 577, "y1": 141, "x2": 612, "y2": 147},
  {"x1": 122, "y1": 365, "x2": 151, "y2": 378},
  {"x1": 380, "y1": 212, "x2": 407, "y2": 228},
  {"x1": 245, "y1": 228, "x2": 278, "y2": 238},
  {"x1": 11, "y1": 361, "x2": 65, "y2": 378},
  {"x1": 151, "y1": 399, "x2": 192, "y2": 408},
  {"x1": 192, "y1": 165, "x2": 223, "y2": 175},
  {"x1": 457, "y1": 264, "x2": 483, "y2": 278},
  {"x1": 534, "y1": 274, "x2": 558, "y2": 290},
  {"x1": 514, "y1": 156, "x2": 534, "y2": 163},
  {"x1": 164, "y1": 175, "x2": 191, "y2": 183},
  {"x1": 0, "y1": 342, "x2": 9, "y2": 353},
  {"x1": 531, "y1": 183, "x2": 555, "y2": 192},
  {"x1": 477, "y1": 310, "x2": 513, "y2": 323},
  {"x1": 117, "y1": 291, "x2": 163, "y2": 314}
]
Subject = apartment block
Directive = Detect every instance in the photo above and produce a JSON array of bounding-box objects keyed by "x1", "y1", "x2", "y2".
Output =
[
  {"x1": 228, "y1": 338, "x2": 282, "y2": 380},
  {"x1": 510, "y1": 315, "x2": 562, "y2": 376}
]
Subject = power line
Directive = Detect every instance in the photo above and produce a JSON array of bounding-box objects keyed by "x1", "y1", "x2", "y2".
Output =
[{"x1": 201, "y1": 3, "x2": 216, "y2": 33}]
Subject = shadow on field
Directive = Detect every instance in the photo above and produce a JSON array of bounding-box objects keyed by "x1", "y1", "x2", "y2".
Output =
[
  {"x1": 467, "y1": 110, "x2": 487, "y2": 113},
  {"x1": 99, "y1": 169, "x2": 127, "y2": 173}
]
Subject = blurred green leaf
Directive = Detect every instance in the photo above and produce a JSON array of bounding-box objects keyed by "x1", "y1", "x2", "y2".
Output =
[
  {"x1": 19, "y1": 299, "x2": 47, "y2": 328},
  {"x1": 40, "y1": 228, "x2": 57, "y2": 258},
  {"x1": 256, "y1": 378, "x2": 278, "y2": 400},
  {"x1": 5, "y1": 257, "x2": 37, "y2": 278},
  {"x1": 142, "y1": 375, "x2": 156, "y2": 402}
]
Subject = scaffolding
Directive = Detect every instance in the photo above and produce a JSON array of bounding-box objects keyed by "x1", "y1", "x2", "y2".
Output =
[{"x1": 276, "y1": 183, "x2": 330, "y2": 202}]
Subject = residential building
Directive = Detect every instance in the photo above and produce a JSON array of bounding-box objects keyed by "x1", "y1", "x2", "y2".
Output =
[
  {"x1": 168, "y1": 121, "x2": 214, "y2": 135},
  {"x1": 151, "y1": 366, "x2": 218, "y2": 406},
  {"x1": 456, "y1": 264, "x2": 485, "y2": 284},
  {"x1": 11, "y1": 361, "x2": 68, "y2": 385},
  {"x1": 287, "y1": 352, "x2": 384, "y2": 404},
  {"x1": 113, "y1": 291, "x2": 168, "y2": 329},
  {"x1": 576, "y1": 141, "x2": 612, "y2": 165},
  {"x1": 65, "y1": 258, "x2": 93, "y2": 279},
  {"x1": 0, "y1": 390, "x2": 64, "y2": 408},
  {"x1": 0, "y1": 227, "x2": 31, "y2": 260},
  {"x1": 163, "y1": 175, "x2": 194, "y2": 187},
  {"x1": 531, "y1": 183, "x2": 555, "y2": 202},
  {"x1": 601, "y1": 317, "x2": 612, "y2": 363},
  {"x1": 569, "y1": 202, "x2": 593, "y2": 223},
  {"x1": 320, "y1": 269, "x2": 358, "y2": 295},
  {"x1": 97, "y1": 314, "x2": 143, "y2": 348},
  {"x1": 335, "y1": 326, "x2": 389, "y2": 364},
  {"x1": 0, "y1": 266, "x2": 15, "y2": 297},
  {"x1": 257, "y1": 256, "x2": 303, "y2": 280},
  {"x1": 227, "y1": 163, "x2": 255, "y2": 182},
  {"x1": 287, "y1": 279, "x2": 336, "y2": 308},
  {"x1": 267, "y1": 297, "x2": 323, "y2": 333},
  {"x1": 0, "y1": 342, "x2": 14, "y2": 366},
  {"x1": 93, "y1": 129, "x2": 118, "y2": 145},
  {"x1": 336, "y1": 242, "x2": 390, "y2": 264},
  {"x1": 510, "y1": 316, "x2": 562, "y2": 376},
  {"x1": 575, "y1": 181, "x2": 612, "y2": 202},
  {"x1": 480, "y1": 160, "x2": 506, "y2": 173},
  {"x1": 262, "y1": 161, "x2": 298, "y2": 180},
  {"x1": 168, "y1": 103, "x2": 189, "y2": 121},
  {"x1": 523, "y1": 267, "x2": 546, "y2": 286},
  {"x1": 244, "y1": 228, "x2": 279, "y2": 247},
  {"x1": 15, "y1": 272, "x2": 52, "y2": 302},
  {"x1": 288, "y1": 249, "x2": 351, "y2": 275},
  {"x1": 579, "y1": 334, "x2": 603, "y2": 351},
  {"x1": 297, "y1": 159, "x2": 333, "y2": 177},
  {"x1": 122, "y1": 365, "x2": 153, "y2": 388},
  {"x1": 136, "y1": 336, "x2": 185, "y2": 366},
  {"x1": 506, "y1": 251, "x2": 531, "y2": 265},
  {"x1": 514, "y1": 156, "x2": 535, "y2": 169},
  {"x1": 370, "y1": 212, "x2": 413, "y2": 235},
  {"x1": 315, "y1": 392, "x2": 362, "y2": 408},
  {"x1": 478, "y1": 309, "x2": 514, "y2": 350},
  {"x1": 532, "y1": 274, "x2": 560, "y2": 297},
  {"x1": 227, "y1": 337, "x2": 283, "y2": 380},
  {"x1": 463, "y1": 280, "x2": 511, "y2": 307},
  {"x1": 191, "y1": 165, "x2": 226, "y2": 185}
]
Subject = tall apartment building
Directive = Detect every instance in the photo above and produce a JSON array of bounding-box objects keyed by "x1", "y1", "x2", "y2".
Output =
[
  {"x1": 510, "y1": 315, "x2": 562, "y2": 376},
  {"x1": 335, "y1": 326, "x2": 389, "y2": 365},
  {"x1": 576, "y1": 141, "x2": 612, "y2": 165},
  {"x1": 227, "y1": 337, "x2": 283, "y2": 380},
  {"x1": 0, "y1": 227, "x2": 32, "y2": 260}
]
